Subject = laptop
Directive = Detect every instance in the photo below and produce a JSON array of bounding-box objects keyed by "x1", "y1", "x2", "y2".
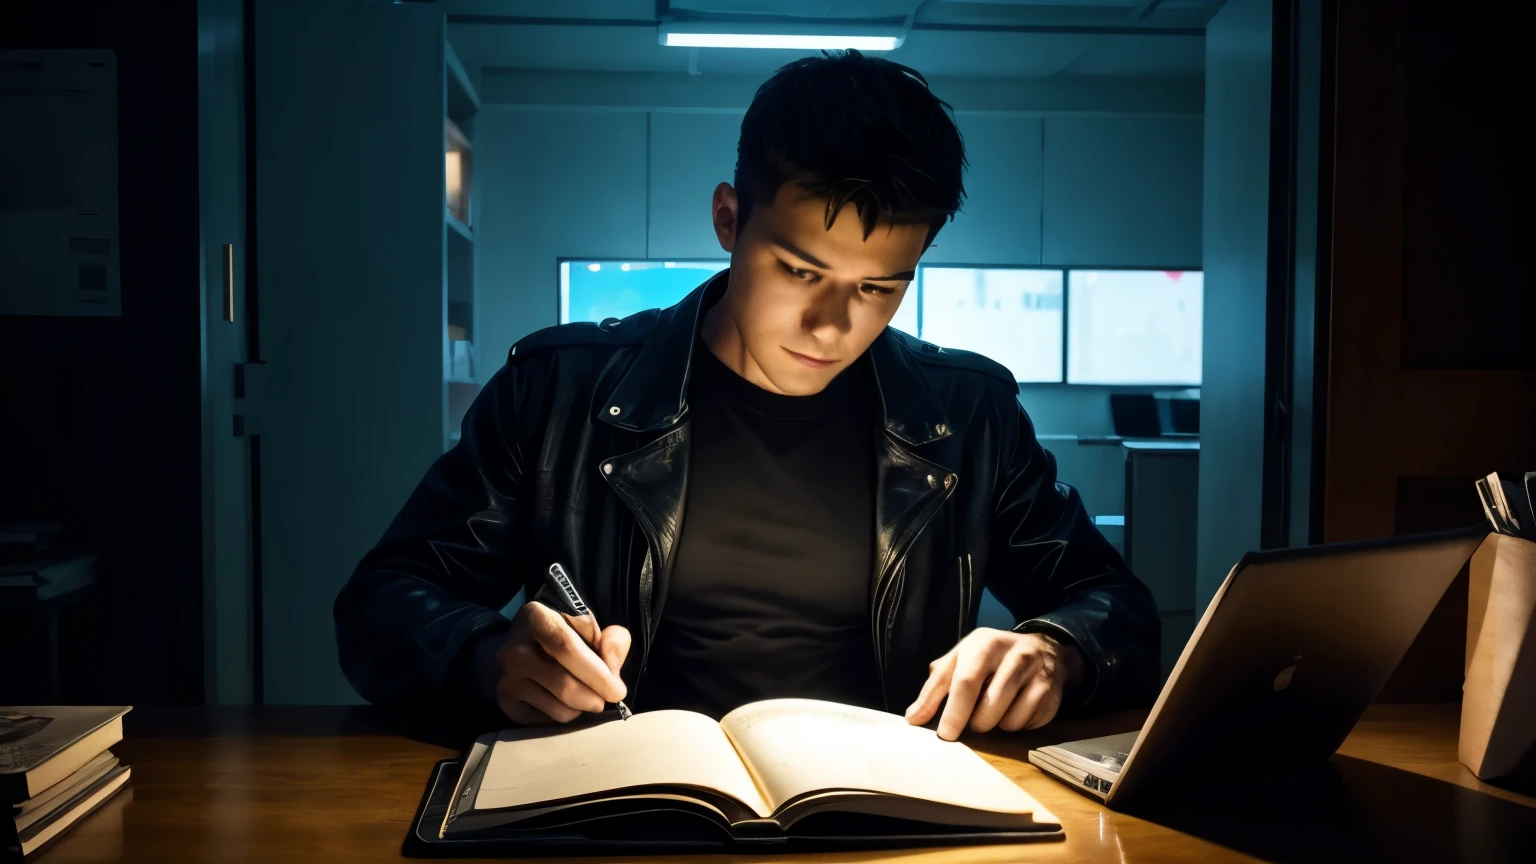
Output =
[{"x1": 1028, "y1": 528, "x2": 1487, "y2": 808}]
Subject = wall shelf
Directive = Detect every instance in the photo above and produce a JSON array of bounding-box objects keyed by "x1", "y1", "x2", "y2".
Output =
[
  {"x1": 442, "y1": 32, "x2": 479, "y2": 452},
  {"x1": 445, "y1": 40, "x2": 479, "y2": 124}
]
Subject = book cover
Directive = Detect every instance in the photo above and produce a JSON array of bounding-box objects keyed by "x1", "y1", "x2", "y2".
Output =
[{"x1": 0, "y1": 707, "x2": 130, "y2": 803}]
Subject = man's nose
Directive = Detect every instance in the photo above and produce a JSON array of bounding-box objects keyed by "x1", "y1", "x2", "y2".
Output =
[{"x1": 800, "y1": 291, "x2": 853, "y2": 337}]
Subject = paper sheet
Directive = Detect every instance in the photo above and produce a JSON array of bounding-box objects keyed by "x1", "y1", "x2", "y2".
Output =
[
  {"x1": 475, "y1": 710, "x2": 771, "y2": 817},
  {"x1": 719, "y1": 699, "x2": 1046, "y2": 817}
]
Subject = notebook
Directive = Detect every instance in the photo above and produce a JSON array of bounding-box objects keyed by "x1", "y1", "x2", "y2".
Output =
[{"x1": 413, "y1": 698, "x2": 1062, "y2": 854}]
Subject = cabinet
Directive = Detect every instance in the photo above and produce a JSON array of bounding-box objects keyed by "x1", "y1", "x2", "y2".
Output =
[
  {"x1": 444, "y1": 40, "x2": 481, "y2": 449},
  {"x1": 1122, "y1": 441, "x2": 1200, "y2": 683}
]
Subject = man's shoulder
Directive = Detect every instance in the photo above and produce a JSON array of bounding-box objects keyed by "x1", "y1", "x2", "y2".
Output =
[
  {"x1": 883, "y1": 328, "x2": 1019, "y2": 393},
  {"x1": 508, "y1": 310, "x2": 659, "y2": 362}
]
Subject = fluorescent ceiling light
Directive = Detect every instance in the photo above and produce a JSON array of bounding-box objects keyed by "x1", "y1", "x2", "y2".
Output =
[
  {"x1": 663, "y1": 32, "x2": 900, "y2": 50},
  {"x1": 659, "y1": 23, "x2": 905, "y2": 51}
]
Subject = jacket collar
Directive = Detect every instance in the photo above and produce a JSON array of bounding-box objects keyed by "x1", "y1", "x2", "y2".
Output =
[{"x1": 596, "y1": 268, "x2": 952, "y2": 448}]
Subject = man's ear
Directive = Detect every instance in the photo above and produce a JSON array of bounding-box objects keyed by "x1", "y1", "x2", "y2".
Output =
[{"x1": 711, "y1": 182, "x2": 740, "y2": 253}]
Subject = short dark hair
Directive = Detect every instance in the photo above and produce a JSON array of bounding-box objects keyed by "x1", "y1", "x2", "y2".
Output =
[{"x1": 734, "y1": 49, "x2": 967, "y2": 246}]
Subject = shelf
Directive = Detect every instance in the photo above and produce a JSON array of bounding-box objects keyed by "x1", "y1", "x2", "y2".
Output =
[
  {"x1": 446, "y1": 210, "x2": 473, "y2": 242},
  {"x1": 445, "y1": 39, "x2": 480, "y2": 125},
  {"x1": 443, "y1": 37, "x2": 479, "y2": 459}
]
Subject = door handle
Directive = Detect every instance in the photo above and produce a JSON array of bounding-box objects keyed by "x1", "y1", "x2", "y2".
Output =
[{"x1": 222, "y1": 243, "x2": 235, "y2": 323}]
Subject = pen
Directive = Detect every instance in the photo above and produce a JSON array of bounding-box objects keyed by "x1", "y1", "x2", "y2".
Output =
[{"x1": 544, "y1": 562, "x2": 632, "y2": 720}]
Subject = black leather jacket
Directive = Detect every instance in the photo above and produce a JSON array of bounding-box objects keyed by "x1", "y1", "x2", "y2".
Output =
[{"x1": 335, "y1": 271, "x2": 1160, "y2": 718}]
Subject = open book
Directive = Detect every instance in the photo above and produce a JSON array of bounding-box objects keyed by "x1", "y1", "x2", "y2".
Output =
[{"x1": 438, "y1": 698, "x2": 1061, "y2": 846}]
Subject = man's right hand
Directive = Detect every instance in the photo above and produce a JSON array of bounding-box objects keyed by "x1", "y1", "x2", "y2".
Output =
[{"x1": 475, "y1": 601, "x2": 630, "y2": 725}]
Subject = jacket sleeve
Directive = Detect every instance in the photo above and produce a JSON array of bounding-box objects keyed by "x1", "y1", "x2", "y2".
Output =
[
  {"x1": 983, "y1": 396, "x2": 1162, "y2": 717},
  {"x1": 332, "y1": 359, "x2": 528, "y2": 709}
]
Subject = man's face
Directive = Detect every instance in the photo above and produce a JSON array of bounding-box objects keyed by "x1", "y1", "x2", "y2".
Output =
[{"x1": 703, "y1": 182, "x2": 928, "y2": 396}]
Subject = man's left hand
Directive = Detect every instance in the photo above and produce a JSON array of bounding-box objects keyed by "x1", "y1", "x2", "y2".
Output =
[{"x1": 904, "y1": 629, "x2": 1084, "y2": 741}]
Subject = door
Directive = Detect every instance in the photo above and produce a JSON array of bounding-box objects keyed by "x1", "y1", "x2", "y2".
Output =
[
  {"x1": 197, "y1": 0, "x2": 255, "y2": 704},
  {"x1": 1325, "y1": 0, "x2": 1536, "y2": 702},
  {"x1": 253, "y1": 0, "x2": 447, "y2": 703}
]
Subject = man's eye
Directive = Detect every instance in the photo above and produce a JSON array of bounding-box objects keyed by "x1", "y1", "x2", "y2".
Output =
[
  {"x1": 862, "y1": 285, "x2": 897, "y2": 296},
  {"x1": 780, "y1": 262, "x2": 818, "y2": 282}
]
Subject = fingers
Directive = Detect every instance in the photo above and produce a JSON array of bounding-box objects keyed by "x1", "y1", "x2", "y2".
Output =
[
  {"x1": 904, "y1": 650, "x2": 957, "y2": 726},
  {"x1": 523, "y1": 649, "x2": 608, "y2": 713},
  {"x1": 999, "y1": 674, "x2": 1059, "y2": 732},
  {"x1": 1025, "y1": 674, "x2": 1064, "y2": 730},
  {"x1": 503, "y1": 677, "x2": 582, "y2": 725},
  {"x1": 493, "y1": 635, "x2": 603, "y2": 719},
  {"x1": 1005, "y1": 646, "x2": 1065, "y2": 731},
  {"x1": 525, "y1": 603, "x2": 628, "y2": 703},
  {"x1": 968, "y1": 651, "x2": 1032, "y2": 734},
  {"x1": 908, "y1": 632, "x2": 1070, "y2": 739},
  {"x1": 936, "y1": 642, "x2": 996, "y2": 741},
  {"x1": 560, "y1": 608, "x2": 602, "y2": 646},
  {"x1": 503, "y1": 701, "x2": 555, "y2": 726},
  {"x1": 597, "y1": 625, "x2": 632, "y2": 678}
]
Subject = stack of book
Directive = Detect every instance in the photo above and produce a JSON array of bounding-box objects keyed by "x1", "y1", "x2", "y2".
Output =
[
  {"x1": 0, "y1": 523, "x2": 62, "y2": 564},
  {"x1": 1, "y1": 707, "x2": 132, "y2": 857},
  {"x1": 0, "y1": 555, "x2": 97, "y2": 603},
  {"x1": 1475, "y1": 471, "x2": 1536, "y2": 539}
]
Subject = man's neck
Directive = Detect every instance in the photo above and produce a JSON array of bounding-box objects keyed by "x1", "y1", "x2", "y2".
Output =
[{"x1": 699, "y1": 296, "x2": 794, "y2": 396}]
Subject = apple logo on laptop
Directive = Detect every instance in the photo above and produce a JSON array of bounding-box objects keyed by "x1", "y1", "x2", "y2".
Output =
[{"x1": 1273, "y1": 655, "x2": 1302, "y2": 692}]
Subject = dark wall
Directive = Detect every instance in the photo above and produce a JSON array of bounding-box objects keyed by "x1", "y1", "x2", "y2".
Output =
[
  {"x1": 1398, "y1": 5, "x2": 1533, "y2": 372},
  {"x1": 0, "y1": 0, "x2": 203, "y2": 704}
]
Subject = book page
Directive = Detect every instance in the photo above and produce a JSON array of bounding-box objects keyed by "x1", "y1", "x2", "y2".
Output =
[
  {"x1": 719, "y1": 699, "x2": 1047, "y2": 818},
  {"x1": 474, "y1": 710, "x2": 771, "y2": 818}
]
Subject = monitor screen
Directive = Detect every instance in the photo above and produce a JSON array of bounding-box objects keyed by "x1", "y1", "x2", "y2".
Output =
[{"x1": 1067, "y1": 269, "x2": 1202, "y2": 386}]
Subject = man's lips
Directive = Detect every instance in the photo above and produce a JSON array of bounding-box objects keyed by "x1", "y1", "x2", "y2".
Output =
[{"x1": 785, "y1": 347, "x2": 836, "y2": 368}]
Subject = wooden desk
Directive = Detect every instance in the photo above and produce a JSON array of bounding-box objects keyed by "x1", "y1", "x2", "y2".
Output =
[{"x1": 32, "y1": 704, "x2": 1535, "y2": 863}]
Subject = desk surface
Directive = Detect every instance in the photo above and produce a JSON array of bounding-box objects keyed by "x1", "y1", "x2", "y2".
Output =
[{"x1": 32, "y1": 703, "x2": 1535, "y2": 864}]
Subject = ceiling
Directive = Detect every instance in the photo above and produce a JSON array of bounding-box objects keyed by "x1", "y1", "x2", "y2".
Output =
[{"x1": 445, "y1": 0, "x2": 1224, "y2": 79}]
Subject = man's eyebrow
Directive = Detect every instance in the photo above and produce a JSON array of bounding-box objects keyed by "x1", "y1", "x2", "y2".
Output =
[
  {"x1": 770, "y1": 236, "x2": 915, "y2": 283},
  {"x1": 771, "y1": 236, "x2": 831, "y2": 269}
]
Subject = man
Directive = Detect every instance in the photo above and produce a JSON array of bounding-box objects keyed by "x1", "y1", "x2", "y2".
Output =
[{"x1": 335, "y1": 50, "x2": 1159, "y2": 742}]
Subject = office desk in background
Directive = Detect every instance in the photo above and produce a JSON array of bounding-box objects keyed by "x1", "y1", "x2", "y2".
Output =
[
  {"x1": 1040, "y1": 435, "x2": 1201, "y2": 681},
  {"x1": 27, "y1": 705, "x2": 1534, "y2": 864},
  {"x1": 1121, "y1": 439, "x2": 1200, "y2": 681}
]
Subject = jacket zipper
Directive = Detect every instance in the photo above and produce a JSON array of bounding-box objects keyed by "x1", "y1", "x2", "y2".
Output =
[
  {"x1": 957, "y1": 554, "x2": 968, "y2": 644},
  {"x1": 952, "y1": 553, "x2": 964, "y2": 642},
  {"x1": 630, "y1": 544, "x2": 658, "y2": 707},
  {"x1": 872, "y1": 471, "x2": 958, "y2": 709},
  {"x1": 882, "y1": 567, "x2": 907, "y2": 698},
  {"x1": 600, "y1": 463, "x2": 664, "y2": 710}
]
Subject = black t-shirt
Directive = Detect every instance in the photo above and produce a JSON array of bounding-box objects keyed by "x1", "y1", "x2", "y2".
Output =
[{"x1": 637, "y1": 339, "x2": 884, "y2": 719}]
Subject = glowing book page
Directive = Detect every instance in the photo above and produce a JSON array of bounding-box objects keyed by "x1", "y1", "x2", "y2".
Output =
[
  {"x1": 719, "y1": 698, "x2": 1055, "y2": 823},
  {"x1": 474, "y1": 709, "x2": 770, "y2": 817}
]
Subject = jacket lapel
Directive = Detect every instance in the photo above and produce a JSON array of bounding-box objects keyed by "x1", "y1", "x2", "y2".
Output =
[{"x1": 594, "y1": 270, "x2": 722, "y2": 433}]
